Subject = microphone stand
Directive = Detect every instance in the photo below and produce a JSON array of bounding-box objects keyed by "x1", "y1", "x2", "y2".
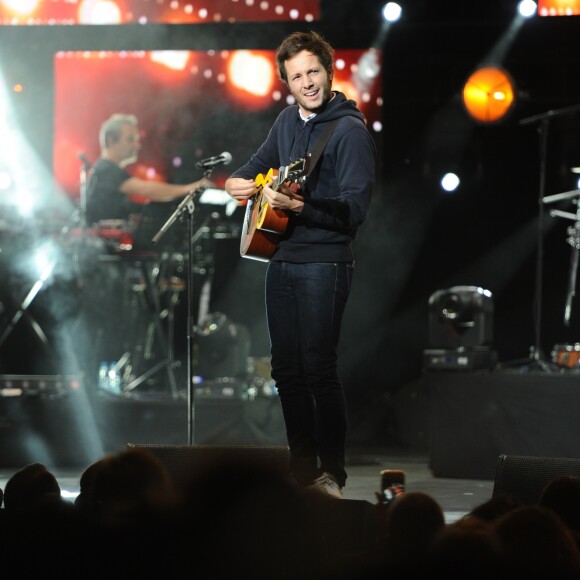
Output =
[
  {"x1": 151, "y1": 173, "x2": 210, "y2": 445},
  {"x1": 518, "y1": 102, "x2": 580, "y2": 371},
  {"x1": 78, "y1": 155, "x2": 91, "y2": 229}
]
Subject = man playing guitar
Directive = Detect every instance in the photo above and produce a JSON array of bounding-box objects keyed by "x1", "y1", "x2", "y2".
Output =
[{"x1": 225, "y1": 31, "x2": 376, "y2": 498}]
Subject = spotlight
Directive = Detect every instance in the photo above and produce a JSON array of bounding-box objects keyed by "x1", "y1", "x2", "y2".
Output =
[
  {"x1": 382, "y1": 2, "x2": 402, "y2": 22},
  {"x1": 428, "y1": 286, "x2": 493, "y2": 349},
  {"x1": 1, "y1": 0, "x2": 41, "y2": 16},
  {"x1": 440, "y1": 172, "x2": 460, "y2": 192},
  {"x1": 78, "y1": 0, "x2": 122, "y2": 24},
  {"x1": 0, "y1": 169, "x2": 12, "y2": 190},
  {"x1": 462, "y1": 66, "x2": 516, "y2": 124},
  {"x1": 425, "y1": 286, "x2": 497, "y2": 370},
  {"x1": 518, "y1": 0, "x2": 538, "y2": 17},
  {"x1": 354, "y1": 49, "x2": 381, "y2": 93},
  {"x1": 193, "y1": 312, "x2": 250, "y2": 381}
]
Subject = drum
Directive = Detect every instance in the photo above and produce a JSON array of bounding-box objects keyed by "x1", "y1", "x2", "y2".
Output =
[{"x1": 552, "y1": 344, "x2": 580, "y2": 368}]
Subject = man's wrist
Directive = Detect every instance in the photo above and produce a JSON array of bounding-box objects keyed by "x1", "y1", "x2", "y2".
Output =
[{"x1": 291, "y1": 200, "x2": 304, "y2": 215}]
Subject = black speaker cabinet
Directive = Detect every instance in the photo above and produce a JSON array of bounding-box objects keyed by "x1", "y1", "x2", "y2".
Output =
[
  {"x1": 127, "y1": 443, "x2": 289, "y2": 490},
  {"x1": 308, "y1": 497, "x2": 379, "y2": 555},
  {"x1": 493, "y1": 454, "x2": 580, "y2": 505}
]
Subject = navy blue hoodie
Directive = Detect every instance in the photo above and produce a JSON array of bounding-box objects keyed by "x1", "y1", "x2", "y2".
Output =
[{"x1": 230, "y1": 91, "x2": 376, "y2": 263}]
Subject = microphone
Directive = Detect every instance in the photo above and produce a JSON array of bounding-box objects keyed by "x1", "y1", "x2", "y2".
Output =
[
  {"x1": 195, "y1": 151, "x2": 232, "y2": 169},
  {"x1": 78, "y1": 152, "x2": 92, "y2": 170}
]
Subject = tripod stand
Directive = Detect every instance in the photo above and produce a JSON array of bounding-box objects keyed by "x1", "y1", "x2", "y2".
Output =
[
  {"x1": 0, "y1": 161, "x2": 87, "y2": 375},
  {"x1": 514, "y1": 103, "x2": 580, "y2": 371},
  {"x1": 542, "y1": 190, "x2": 580, "y2": 326},
  {"x1": 119, "y1": 252, "x2": 181, "y2": 398}
]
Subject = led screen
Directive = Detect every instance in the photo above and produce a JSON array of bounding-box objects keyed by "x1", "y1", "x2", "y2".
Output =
[
  {"x1": 538, "y1": 0, "x2": 580, "y2": 15},
  {"x1": 0, "y1": 0, "x2": 319, "y2": 25},
  {"x1": 53, "y1": 49, "x2": 382, "y2": 203}
]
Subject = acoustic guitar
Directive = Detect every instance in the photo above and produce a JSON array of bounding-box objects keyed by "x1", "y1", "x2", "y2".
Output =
[{"x1": 240, "y1": 156, "x2": 309, "y2": 261}]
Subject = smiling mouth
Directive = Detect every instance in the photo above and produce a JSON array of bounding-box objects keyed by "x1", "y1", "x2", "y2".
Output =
[{"x1": 304, "y1": 89, "x2": 319, "y2": 98}]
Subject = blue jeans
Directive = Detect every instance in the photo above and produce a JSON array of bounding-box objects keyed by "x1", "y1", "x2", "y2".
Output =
[{"x1": 265, "y1": 261, "x2": 354, "y2": 488}]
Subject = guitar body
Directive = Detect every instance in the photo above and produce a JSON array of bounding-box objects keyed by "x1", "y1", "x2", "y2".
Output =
[
  {"x1": 239, "y1": 159, "x2": 309, "y2": 262},
  {"x1": 240, "y1": 193, "x2": 286, "y2": 262}
]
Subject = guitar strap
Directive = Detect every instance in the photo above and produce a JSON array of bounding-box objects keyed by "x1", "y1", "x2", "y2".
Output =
[{"x1": 303, "y1": 118, "x2": 340, "y2": 192}]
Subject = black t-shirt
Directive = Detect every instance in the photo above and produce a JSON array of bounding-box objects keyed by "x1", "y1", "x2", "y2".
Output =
[{"x1": 85, "y1": 158, "x2": 139, "y2": 226}]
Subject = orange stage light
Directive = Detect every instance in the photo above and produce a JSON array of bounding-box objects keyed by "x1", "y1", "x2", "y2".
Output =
[
  {"x1": 1, "y1": 0, "x2": 41, "y2": 17},
  {"x1": 224, "y1": 50, "x2": 277, "y2": 110},
  {"x1": 462, "y1": 66, "x2": 516, "y2": 124}
]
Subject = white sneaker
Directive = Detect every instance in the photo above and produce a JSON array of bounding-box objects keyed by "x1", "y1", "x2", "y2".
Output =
[{"x1": 309, "y1": 472, "x2": 343, "y2": 498}]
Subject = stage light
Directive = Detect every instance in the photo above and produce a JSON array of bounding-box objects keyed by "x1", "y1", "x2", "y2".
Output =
[
  {"x1": 518, "y1": 0, "x2": 538, "y2": 17},
  {"x1": 354, "y1": 49, "x2": 381, "y2": 94},
  {"x1": 150, "y1": 51, "x2": 191, "y2": 71},
  {"x1": 382, "y1": 2, "x2": 402, "y2": 22},
  {"x1": 0, "y1": 169, "x2": 12, "y2": 190},
  {"x1": 194, "y1": 312, "x2": 250, "y2": 380},
  {"x1": 228, "y1": 51, "x2": 275, "y2": 97},
  {"x1": 462, "y1": 66, "x2": 516, "y2": 123},
  {"x1": 440, "y1": 172, "x2": 460, "y2": 192},
  {"x1": 332, "y1": 77, "x2": 358, "y2": 103},
  {"x1": 428, "y1": 286, "x2": 494, "y2": 350},
  {"x1": 357, "y1": 50, "x2": 380, "y2": 82},
  {"x1": 78, "y1": 0, "x2": 122, "y2": 25},
  {"x1": 1, "y1": 0, "x2": 40, "y2": 16},
  {"x1": 33, "y1": 244, "x2": 57, "y2": 284}
]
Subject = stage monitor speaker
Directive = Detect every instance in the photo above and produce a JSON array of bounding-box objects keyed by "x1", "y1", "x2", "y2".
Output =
[
  {"x1": 308, "y1": 497, "x2": 379, "y2": 556},
  {"x1": 127, "y1": 443, "x2": 289, "y2": 490},
  {"x1": 493, "y1": 454, "x2": 580, "y2": 505}
]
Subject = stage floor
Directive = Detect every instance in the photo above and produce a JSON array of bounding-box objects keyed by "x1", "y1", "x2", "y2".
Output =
[{"x1": 0, "y1": 448, "x2": 495, "y2": 523}]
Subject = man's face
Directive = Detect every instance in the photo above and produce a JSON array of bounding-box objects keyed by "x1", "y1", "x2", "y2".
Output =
[
  {"x1": 284, "y1": 50, "x2": 332, "y2": 117},
  {"x1": 112, "y1": 123, "x2": 141, "y2": 166}
]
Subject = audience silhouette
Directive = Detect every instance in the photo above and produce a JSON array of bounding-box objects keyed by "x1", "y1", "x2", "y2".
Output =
[
  {"x1": 3, "y1": 452, "x2": 580, "y2": 579},
  {"x1": 2, "y1": 462, "x2": 62, "y2": 512},
  {"x1": 427, "y1": 516, "x2": 501, "y2": 579},
  {"x1": 174, "y1": 454, "x2": 325, "y2": 580},
  {"x1": 493, "y1": 504, "x2": 580, "y2": 580},
  {"x1": 464, "y1": 491, "x2": 522, "y2": 524},
  {"x1": 1, "y1": 462, "x2": 98, "y2": 577},
  {"x1": 539, "y1": 474, "x2": 580, "y2": 547},
  {"x1": 377, "y1": 490, "x2": 446, "y2": 575}
]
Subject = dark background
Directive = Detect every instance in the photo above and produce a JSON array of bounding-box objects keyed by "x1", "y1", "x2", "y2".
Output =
[{"x1": 1, "y1": 0, "x2": 580, "y2": 451}]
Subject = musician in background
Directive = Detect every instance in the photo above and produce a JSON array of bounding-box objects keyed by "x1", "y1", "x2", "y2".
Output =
[
  {"x1": 85, "y1": 113, "x2": 210, "y2": 225},
  {"x1": 82, "y1": 113, "x2": 210, "y2": 392},
  {"x1": 225, "y1": 31, "x2": 376, "y2": 497}
]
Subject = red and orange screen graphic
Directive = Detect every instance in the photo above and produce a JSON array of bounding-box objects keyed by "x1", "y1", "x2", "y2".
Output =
[
  {"x1": 0, "y1": 0, "x2": 319, "y2": 25},
  {"x1": 538, "y1": 0, "x2": 580, "y2": 15},
  {"x1": 53, "y1": 49, "x2": 382, "y2": 201}
]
